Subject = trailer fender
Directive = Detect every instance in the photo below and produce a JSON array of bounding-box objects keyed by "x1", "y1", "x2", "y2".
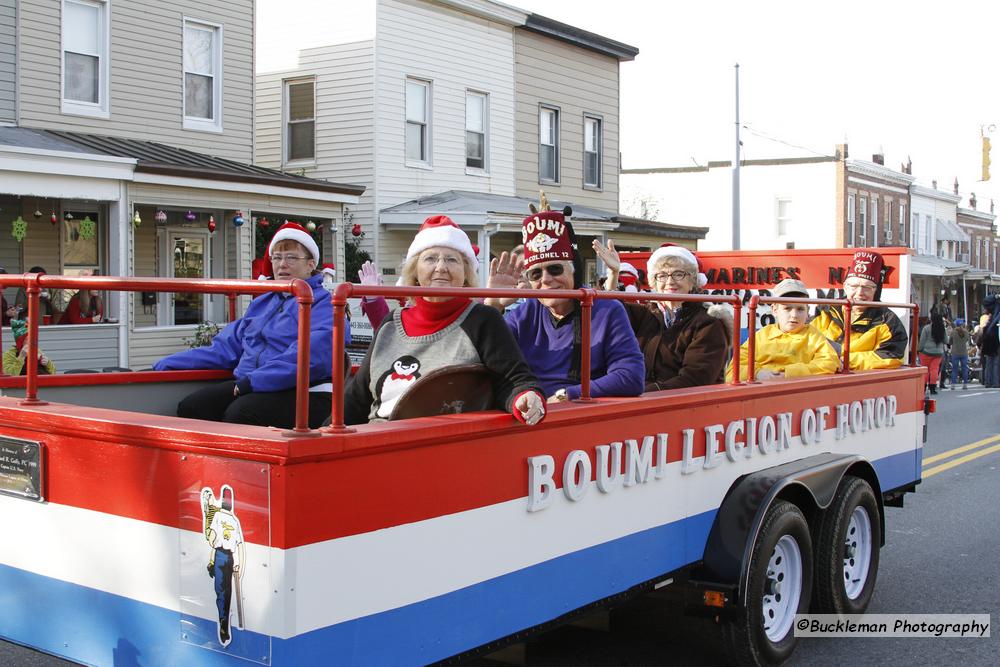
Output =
[{"x1": 701, "y1": 452, "x2": 883, "y2": 605}]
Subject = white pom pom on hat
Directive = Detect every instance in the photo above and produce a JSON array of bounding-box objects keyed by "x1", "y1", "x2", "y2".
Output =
[
  {"x1": 405, "y1": 215, "x2": 477, "y2": 264},
  {"x1": 268, "y1": 222, "x2": 320, "y2": 262},
  {"x1": 647, "y1": 243, "x2": 707, "y2": 287}
]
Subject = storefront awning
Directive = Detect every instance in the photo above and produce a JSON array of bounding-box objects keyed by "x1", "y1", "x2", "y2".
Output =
[
  {"x1": 934, "y1": 218, "x2": 970, "y2": 243},
  {"x1": 910, "y1": 254, "x2": 969, "y2": 277}
]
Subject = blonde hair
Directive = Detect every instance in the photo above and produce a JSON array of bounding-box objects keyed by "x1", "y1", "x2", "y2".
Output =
[
  {"x1": 400, "y1": 247, "x2": 479, "y2": 288},
  {"x1": 650, "y1": 255, "x2": 701, "y2": 294}
]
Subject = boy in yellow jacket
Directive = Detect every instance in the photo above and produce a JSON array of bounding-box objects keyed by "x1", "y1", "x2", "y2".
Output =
[{"x1": 727, "y1": 279, "x2": 839, "y2": 381}]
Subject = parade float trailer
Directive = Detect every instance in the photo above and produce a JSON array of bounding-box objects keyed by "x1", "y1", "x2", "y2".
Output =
[{"x1": 0, "y1": 250, "x2": 927, "y2": 666}]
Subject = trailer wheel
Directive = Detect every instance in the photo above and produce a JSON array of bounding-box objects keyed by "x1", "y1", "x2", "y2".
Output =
[
  {"x1": 722, "y1": 500, "x2": 813, "y2": 667},
  {"x1": 812, "y1": 476, "x2": 880, "y2": 615}
]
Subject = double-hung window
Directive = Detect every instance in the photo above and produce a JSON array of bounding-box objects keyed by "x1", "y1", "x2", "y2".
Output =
[
  {"x1": 847, "y1": 194, "x2": 856, "y2": 245},
  {"x1": 858, "y1": 196, "x2": 868, "y2": 243},
  {"x1": 62, "y1": 0, "x2": 109, "y2": 117},
  {"x1": 884, "y1": 201, "x2": 892, "y2": 241},
  {"x1": 539, "y1": 106, "x2": 559, "y2": 183},
  {"x1": 583, "y1": 115, "x2": 602, "y2": 188},
  {"x1": 776, "y1": 198, "x2": 792, "y2": 236},
  {"x1": 285, "y1": 79, "x2": 315, "y2": 163},
  {"x1": 465, "y1": 91, "x2": 488, "y2": 171},
  {"x1": 406, "y1": 78, "x2": 431, "y2": 164},
  {"x1": 899, "y1": 204, "x2": 906, "y2": 245},
  {"x1": 183, "y1": 19, "x2": 223, "y2": 132}
]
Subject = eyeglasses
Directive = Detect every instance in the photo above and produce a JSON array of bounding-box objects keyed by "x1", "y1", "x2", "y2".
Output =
[
  {"x1": 420, "y1": 253, "x2": 462, "y2": 267},
  {"x1": 652, "y1": 270, "x2": 690, "y2": 283},
  {"x1": 844, "y1": 281, "x2": 877, "y2": 293},
  {"x1": 526, "y1": 264, "x2": 566, "y2": 282},
  {"x1": 270, "y1": 254, "x2": 308, "y2": 263}
]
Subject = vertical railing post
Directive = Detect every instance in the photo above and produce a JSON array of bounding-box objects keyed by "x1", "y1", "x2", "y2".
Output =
[
  {"x1": 840, "y1": 301, "x2": 853, "y2": 374},
  {"x1": 20, "y1": 279, "x2": 46, "y2": 406},
  {"x1": 730, "y1": 299, "x2": 742, "y2": 384},
  {"x1": 578, "y1": 289, "x2": 594, "y2": 401},
  {"x1": 227, "y1": 294, "x2": 238, "y2": 322},
  {"x1": 325, "y1": 283, "x2": 354, "y2": 433},
  {"x1": 284, "y1": 281, "x2": 316, "y2": 435},
  {"x1": 745, "y1": 295, "x2": 759, "y2": 383}
]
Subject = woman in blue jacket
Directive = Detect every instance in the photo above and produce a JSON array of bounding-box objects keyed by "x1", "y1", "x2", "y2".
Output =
[{"x1": 154, "y1": 222, "x2": 349, "y2": 428}]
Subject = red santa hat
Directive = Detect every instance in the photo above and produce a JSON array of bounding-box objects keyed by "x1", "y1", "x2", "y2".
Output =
[
  {"x1": 646, "y1": 243, "x2": 707, "y2": 287},
  {"x1": 321, "y1": 263, "x2": 337, "y2": 280},
  {"x1": 267, "y1": 222, "x2": 320, "y2": 262},
  {"x1": 405, "y1": 215, "x2": 477, "y2": 264},
  {"x1": 251, "y1": 257, "x2": 273, "y2": 281},
  {"x1": 619, "y1": 262, "x2": 639, "y2": 291},
  {"x1": 846, "y1": 250, "x2": 891, "y2": 286},
  {"x1": 521, "y1": 210, "x2": 575, "y2": 269}
]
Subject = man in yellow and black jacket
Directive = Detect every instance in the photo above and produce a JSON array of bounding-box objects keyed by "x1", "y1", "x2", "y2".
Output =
[{"x1": 810, "y1": 250, "x2": 908, "y2": 371}]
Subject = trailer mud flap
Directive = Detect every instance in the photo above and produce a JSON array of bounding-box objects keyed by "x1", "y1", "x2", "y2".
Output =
[{"x1": 178, "y1": 455, "x2": 272, "y2": 665}]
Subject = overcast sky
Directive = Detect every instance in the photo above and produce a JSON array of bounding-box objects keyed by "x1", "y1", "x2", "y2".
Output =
[
  {"x1": 259, "y1": 0, "x2": 1000, "y2": 208},
  {"x1": 519, "y1": 0, "x2": 1000, "y2": 206}
]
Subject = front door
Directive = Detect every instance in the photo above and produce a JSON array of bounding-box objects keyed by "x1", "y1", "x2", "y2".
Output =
[{"x1": 169, "y1": 233, "x2": 209, "y2": 325}]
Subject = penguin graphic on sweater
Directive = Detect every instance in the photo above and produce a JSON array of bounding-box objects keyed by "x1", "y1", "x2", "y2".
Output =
[{"x1": 375, "y1": 355, "x2": 421, "y2": 418}]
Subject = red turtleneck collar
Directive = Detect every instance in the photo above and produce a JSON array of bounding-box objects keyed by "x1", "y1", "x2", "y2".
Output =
[{"x1": 401, "y1": 297, "x2": 472, "y2": 336}]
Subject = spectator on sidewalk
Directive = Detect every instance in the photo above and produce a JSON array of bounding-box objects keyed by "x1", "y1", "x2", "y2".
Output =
[{"x1": 949, "y1": 318, "x2": 971, "y2": 390}]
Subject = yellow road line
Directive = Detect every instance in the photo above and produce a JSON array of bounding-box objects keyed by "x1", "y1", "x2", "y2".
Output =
[
  {"x1": 922, "y1": 443, "x2": 1000, "y2": 478},
  {"x1": 922, "y1": 434, "x2": 1000, "y2": 466}
]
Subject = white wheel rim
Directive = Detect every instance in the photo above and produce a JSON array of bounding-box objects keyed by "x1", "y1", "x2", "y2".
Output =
[
  {"x1": 843, "y1": 506, "x2": 873, "y2": 599},
  {"x1": 762, "y1": 534, "x2": 803, "y2": 642}
]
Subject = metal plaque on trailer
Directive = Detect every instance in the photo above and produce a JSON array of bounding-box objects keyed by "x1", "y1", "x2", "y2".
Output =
[{"x1": 0, "y1": 437, "x2": 44, "y2": 502}]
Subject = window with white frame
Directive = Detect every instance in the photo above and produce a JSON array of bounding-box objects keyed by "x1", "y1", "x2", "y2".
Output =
[
  {"x1": 884, "y1": 201, "x2": 892, "y2": 240},
  {"x1": 858, "y1": 196, "x2": 868, "y2": 242},
  {"x1": 911, "y1": 212, "x2": 919, "y2": 249},
  {"x1": 285, "y1": 79, "x2": 315, "y2": 163},
  {"x1": 183, "y1": 19, "x2": 222, "y2": 131},
  {"x1": 583, "y1": 115, "x2": 602, "y2": 188},
  {"x1": 405, "y1": 78, "x2": 430, "y2": 164},
  {"x1": 870, "y1": 198, "x2": 878, "y2": 243},
  {"x1": 847, "y1": 194, "x2": 856, "y2": 245},
  {"x1": 539, "y1": 105, "x2": 559, "y2": 183},
  {"x1": 776, "y1": 198, "x2": 792, "y2": 236},
  {"x1": 62, "y1": 0, "x2": 109, "y2": 117},
  {"x1": 899, "y1": 204, "x2": 906, "y2": 245},
  {"x1": 465, "y1": 91, "x2": 488, "y2": 171}
]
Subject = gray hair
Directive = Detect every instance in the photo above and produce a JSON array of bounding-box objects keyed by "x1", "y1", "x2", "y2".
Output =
[{"x1": 400, "y1": 249, "x2": 479, "y2": 288}]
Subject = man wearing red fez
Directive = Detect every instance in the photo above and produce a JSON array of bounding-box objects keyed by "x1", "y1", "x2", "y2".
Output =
[
  {"x1": 487, "y1": 197, "x2": 644, "y2": 402},
  {"x1": 810, "y1": 250, "x2": 907, "y2": 371}
]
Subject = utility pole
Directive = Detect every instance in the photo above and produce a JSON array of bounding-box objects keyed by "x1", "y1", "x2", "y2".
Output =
[{"x1": 732, "y1": 63, "x2": 741, "y2": 250}]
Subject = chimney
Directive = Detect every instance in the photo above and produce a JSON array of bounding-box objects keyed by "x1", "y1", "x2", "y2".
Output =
[
  {"x1": 932, "y1": 179, "x2": 938, "y2": 189},
  {"x1": 836, "y1": 143, "x2": 848, "y2": 160},
  {"x1": 971, "y1": 192, "x2": 978, "y2": 210},
  {"x1": 872, "y1": 152, "x2": 884, "y2": 165},
  {"x1": 954, "y1": 177, "x2": 959, "y2": 195}
]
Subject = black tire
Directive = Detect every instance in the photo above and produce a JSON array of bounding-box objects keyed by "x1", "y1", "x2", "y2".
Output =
[
  {"x1": 722, "y1": 500, "x2": 813, "y2": 667},
  {"x1": 812, "y1": 475, "x2": 881, "y2": 615}
]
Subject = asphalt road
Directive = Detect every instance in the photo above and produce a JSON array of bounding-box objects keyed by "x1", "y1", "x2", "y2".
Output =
[{"x1": 3, "y1": 384, "x2": 998, "y2": 667}]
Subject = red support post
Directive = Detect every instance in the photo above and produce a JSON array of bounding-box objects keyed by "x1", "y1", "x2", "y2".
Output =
[
  {"x1": 325, "y1": 283, "x2": 354, "y2": 433},
  {"x1": 20, "y1": 280, "x2": 46, "y2": 406},
  {"x1": 730, "y1": 301, "x2": 743, "y2": 384},
  {"x1": 578, "y1": 289, "x2": 594, "y2": 401},
  {"x1": 284, "y1": 280, "x2": 317, "y2": 436},
  {"x1": 840, "y1": 302, "x2": 853, "y2": 374},
  {"x1": 227, "y1": 294, "x2": 238, "y2": 322},
  {"x1": 746, "y1": 295, "x2": 759, "y2": 383}
]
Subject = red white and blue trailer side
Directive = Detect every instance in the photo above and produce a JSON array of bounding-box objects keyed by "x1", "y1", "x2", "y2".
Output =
[{"x1": 0, "y1": 367, "x2": 924, "y2": 666}]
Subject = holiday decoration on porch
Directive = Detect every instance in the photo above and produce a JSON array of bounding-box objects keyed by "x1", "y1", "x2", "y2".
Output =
[
  {"x1": 233, "y1": 211, "x2": 245, "y2": 227},
  {"x1": 50, "y1": 212, "x2": 58, "y2": 225},
  {"x1": 132, "y1": 210, "x2": 142, "y2": 227},
  {"x1": 306, "y1": 220, "x2": 317, "y2": 232},
  {"x1": 11, "y1": 216, "x2": 27, "y2": 242},
  {"x1": 155, "y1": 210, "x2": 167, "y2": 224},
  {"x1": 33, "y1": 209, "x2": 42, "y2": 220},
  {"x1": 64, "y1": 212, "x2": 73, "y2": 221},
  {"x1": 78, "y1": 216, "x2": 96, "y2": 240},
  {"x1": 258, "y1": 217, "x2": 270, "y2": 229},
  {"x1": 352, "y1": 223, "x2": 362, "y2": 237},
  {"x1": 185, "y1": 210, "x2": 197, "y2": 222},
  {"x1": 207, "y1": 215, "x2": 217, "y2": 233}
]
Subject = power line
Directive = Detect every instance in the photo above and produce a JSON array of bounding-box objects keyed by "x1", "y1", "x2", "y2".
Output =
[{"x1": 740, "y1": 124, "x2": 834, "y2": 158}]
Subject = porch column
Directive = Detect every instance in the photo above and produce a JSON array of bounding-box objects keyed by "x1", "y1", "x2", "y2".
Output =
[{"x1": 111, "y1": 183, "x2": 129, "y2": 367}]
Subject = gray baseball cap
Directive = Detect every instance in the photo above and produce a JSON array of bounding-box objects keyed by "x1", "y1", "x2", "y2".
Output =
[{"x1": 772, "y1": 278, "x2": 809, "y2": 298}]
